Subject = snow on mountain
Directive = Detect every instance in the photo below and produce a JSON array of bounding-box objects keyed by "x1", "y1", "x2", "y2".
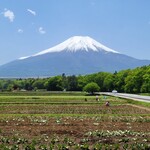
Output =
[
  {"x1": 19, "y1": 56, "x2": 30, "y2": 60},
  {"x1": 19, "y1": 36, "x2": 119, "y2": 60}
]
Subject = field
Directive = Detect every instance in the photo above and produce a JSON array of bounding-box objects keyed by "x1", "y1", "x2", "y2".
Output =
[{"x1": 0, "y1": 92, "x2": 150, "y2": 149}]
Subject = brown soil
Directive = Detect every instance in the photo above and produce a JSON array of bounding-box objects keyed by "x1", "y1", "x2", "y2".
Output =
[
  {"x1": 0, "y1": 104, "x2": 149, "y2": 147},
  {"x1": 0, "y1": 117, "x2": 150, "y2": 140}
]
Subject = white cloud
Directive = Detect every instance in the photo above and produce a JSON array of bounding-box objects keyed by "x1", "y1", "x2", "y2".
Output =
[
  {"x1": 3, "y1": 9, "x2": 15, "y2": 22},
  {"x1": 27, "y1": 9, "x2": 36, "y2": 16},
  {"x1": 39, "y1": 27, "x2": 46, "y2": 34},
  {"x1": 18, "y1": 29, "x2": 23, "y2": 33}
]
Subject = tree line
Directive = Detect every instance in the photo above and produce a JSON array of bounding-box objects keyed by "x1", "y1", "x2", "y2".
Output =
[{"x1": 0, "y1": 65, "x2": 149, "y2": 93}]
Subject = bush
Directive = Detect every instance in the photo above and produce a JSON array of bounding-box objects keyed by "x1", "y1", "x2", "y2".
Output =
[{"x1": 83, "y1": 82, "x2": 100, "y2": 94}]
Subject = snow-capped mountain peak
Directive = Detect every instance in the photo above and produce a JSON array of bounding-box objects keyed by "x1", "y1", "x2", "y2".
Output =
[
  {"x1": 2, "y1": 36, "x2": 150, "y2": 78},
  {"x1": 19, "y1": 36, "x2": 119, "y2": 59}
]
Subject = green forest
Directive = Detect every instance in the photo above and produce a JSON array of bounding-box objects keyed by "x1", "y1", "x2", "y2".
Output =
[{"x1": 0, "y1": 65, "x2": 149, "y2": 94}]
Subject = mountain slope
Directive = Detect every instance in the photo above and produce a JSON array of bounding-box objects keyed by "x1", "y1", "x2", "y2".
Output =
[{"x1": 0, "y1": 36, "x2": 149, "y2": 77}]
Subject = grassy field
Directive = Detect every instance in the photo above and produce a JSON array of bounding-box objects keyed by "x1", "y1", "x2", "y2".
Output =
[{"x1": 0, "y1": 92, "x2": 149, "y2": 149}]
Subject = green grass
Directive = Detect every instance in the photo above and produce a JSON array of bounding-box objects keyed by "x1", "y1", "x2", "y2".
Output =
[
  {"x1": 126, "y1": 99, "x2": 150, "y2": 108},
  {"x1": 0, "y1": 91, "x2": 149, "y2": 116},
  {"x1": 139, "y1": 93, "x2": 150, "y2": 96},
  {"x1": 0, "y1": 91, "x2": 86, "y2": 96},
  {"x1": 0, "y1": 94, "x2": 126, "y2": 105}
]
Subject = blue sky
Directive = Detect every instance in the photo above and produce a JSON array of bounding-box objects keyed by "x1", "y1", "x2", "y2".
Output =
[{"x1": 0, "y1": 0, "x2": 150, "y2": 65}]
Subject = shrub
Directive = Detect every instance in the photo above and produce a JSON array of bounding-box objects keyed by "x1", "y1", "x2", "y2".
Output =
[{"x1": 83, "y1": 82, "x2": 100, "y2": 94}]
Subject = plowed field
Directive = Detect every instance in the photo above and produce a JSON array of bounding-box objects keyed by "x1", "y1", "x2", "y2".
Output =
[{"x1": 0, "y1": 93, "x2": 149, "y2": 149}]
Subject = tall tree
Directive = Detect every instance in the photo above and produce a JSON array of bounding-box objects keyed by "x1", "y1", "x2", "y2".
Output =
[
  {"x1": 103, "y1": 74, "x2": 114, "y2": 92},
  {"x1": 114, "y1": 69, "x2": 130, "y2": 92},
  {"x1": 45, "y1": 76, "x2": 63, "y2": 91},
  {"x1": 94, "y1": 72, "x2": 110, "y2": 91},
  {"x1": 61, "y1": 73, "x2": 68, "y2": 91},
  {"x1": 140, "y1": 67, "x2": 150, "y2": 93},
  {"x1": 67, "y1": 75, "x2": 78, "y2": 91},
  {"x1": 32, "y1": 79, "x2": 45, "y2": 90}
]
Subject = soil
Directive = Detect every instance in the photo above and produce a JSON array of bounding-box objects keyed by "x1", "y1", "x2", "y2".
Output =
[
  {"x1": 0, "y1": 117, "x2": 150, "y2": 142},
  {"x1": 0, "y1": 104, "x2": 149, "y2": 148}
]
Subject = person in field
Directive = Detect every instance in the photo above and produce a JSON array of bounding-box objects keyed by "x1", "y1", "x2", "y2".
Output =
[
  {"x1": 96, "y1": 95, "x2": 99, "y2": 101},
  {"x1": 105, "y1": 101, "x2": 110, "y2": 106}
]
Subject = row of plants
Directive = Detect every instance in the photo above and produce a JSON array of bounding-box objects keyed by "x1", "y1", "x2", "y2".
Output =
[
  {"x1": 85, "y1": 129, "x2": 150, "y2": 138},
  {"x1": 0, "y1": 114, "x2": 150, "y2": 124},
  {"x1": 0, "y1": 135, "x2": 149, "y2": 150},
  {"x1": 0, "y1": 104, "x2": 149, "y2": 115}
]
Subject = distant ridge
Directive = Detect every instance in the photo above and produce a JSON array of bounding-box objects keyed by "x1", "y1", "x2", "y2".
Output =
[{"x1": 0, "y1": 36, "x2": 150, "y2": 78}]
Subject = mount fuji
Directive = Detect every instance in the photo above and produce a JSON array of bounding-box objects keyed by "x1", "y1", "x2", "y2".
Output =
[{"x1": 0, "y1": 36, "x2": 150, "y2": 77}]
